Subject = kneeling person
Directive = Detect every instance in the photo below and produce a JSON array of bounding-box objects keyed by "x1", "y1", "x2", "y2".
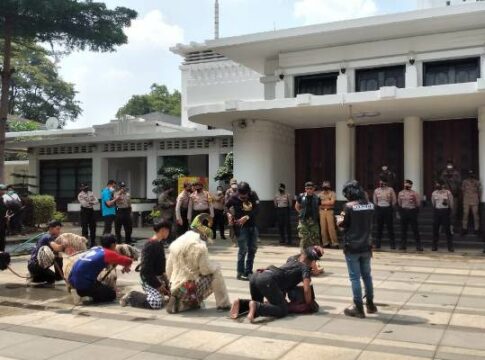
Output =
[
  {"x1": 231, "y1": 246, "x2": 322, "y2": 322},
  {"x1": 120, "y1": 221, "x2": 171, "y2": 309},
  {"x1": 68, "y1": 235, "x2": 132, "y2": 304}
]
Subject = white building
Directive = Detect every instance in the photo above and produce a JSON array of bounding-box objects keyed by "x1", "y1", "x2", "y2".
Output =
[
  {"x1": 6, "y1": 113, "x2": 233, "y2": 210},
  {"x1": 172, "y1": 2, "x2": 485, "y2": 228}
]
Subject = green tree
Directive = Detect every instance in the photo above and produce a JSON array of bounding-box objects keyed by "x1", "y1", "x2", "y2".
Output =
[
  {"x1": 116, "y1": 83, "x2": 181, "y2": 118},
  {"x1": 4, "y1": 42, "x2": 81, "y2": 126},
  {"x1": 0, "y1": 0, "x2": 137, "y2": 182},
  {"x1": 153, "y1": 166, "x2": 187, "y2": 194},
  {"x1": 214, "y1": 152, "x2": 234, "y2": 183}
]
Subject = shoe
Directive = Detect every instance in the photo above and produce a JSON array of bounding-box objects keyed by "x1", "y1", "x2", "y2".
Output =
[
  {"x1": 432, "y1": 245, "x2": 438, "y2": 251},
  {"x1": 120, "y1": 292, "x2": 131, "y2": 307},
  {"x1": 217, "y1": 305, "x2": 231, "y2": 312},
  {"x1": 366, "y1": 299, "x2": 378, "y2": 314},
  {"x1": 237, "y1": 274, "x2": 249, "y2": 281},
  {"x1": 448, "y1": 248, "x2": 455, "y2": 253},
  {"x1": 399, "y1": 246, "x2": 407, "y2": 251},
  {"x1": 344, "y1": 303, "x2": 365, "y2": 318},
  {"x1": 221, "y1": 236, "x2": 227, "y2": 240},
  {"x1": 390, "y1": 245, "x2": 396, "y2": 250}
]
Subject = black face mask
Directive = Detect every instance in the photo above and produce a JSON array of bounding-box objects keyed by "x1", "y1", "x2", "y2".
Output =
[
  {"x1": 279, "y1": 189, "x2": 285, "y2": 194},
  {"x1": 322, "y1": 186, "x2": 330, "y2": 191},
  {"x1": 436, "y1": 185, "x2": 442, "y2": 190},
  {"x1": 404, "y1": 186, "x2": 411, "y2": 190}
]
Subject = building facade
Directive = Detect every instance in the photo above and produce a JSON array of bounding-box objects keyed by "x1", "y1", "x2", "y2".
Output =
[{"x1": 172, "y1": 2, "x2": 485, "y2": 230}]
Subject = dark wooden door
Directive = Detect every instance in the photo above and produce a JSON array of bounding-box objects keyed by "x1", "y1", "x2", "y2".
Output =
[
  {"x1": 295, "y1": 128, "x2": 336, "y2": 194},
  {"x1": 355, "y1": 123, "x2": 404, "y2": 194},
  {"x1": 423, "y1": 118, "x2": 478, "y2": 199}
]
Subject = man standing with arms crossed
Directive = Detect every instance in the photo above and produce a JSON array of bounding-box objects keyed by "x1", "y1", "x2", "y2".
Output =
[
  {"x1": 319, "y1": 181, "x2": 338, "y2": 248},
  {"x1": 175, "y1": 182, "x2": 191, "y2": 237}
]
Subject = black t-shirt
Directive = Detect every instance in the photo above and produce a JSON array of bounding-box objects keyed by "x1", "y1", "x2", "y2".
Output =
[
  {"x1": 140, "y1": 240, "x2": 166, "y2": 289},
  {"x1": 225, "y1": 191, "x2": 260, "y2": 227},
  {"x1": 269, "y1": 256, "x2": 311, "y2": 292}
]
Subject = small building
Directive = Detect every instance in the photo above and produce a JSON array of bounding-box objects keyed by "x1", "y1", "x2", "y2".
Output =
[{"x1": 6, "y1": 113, "x2": 233, "y2": 210}]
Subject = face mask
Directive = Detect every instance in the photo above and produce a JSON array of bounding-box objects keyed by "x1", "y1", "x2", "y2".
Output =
[
  {"x1": 109, "y1": 187, "x2": 115, "y2": 192},
  {"x1": 404, "y1": 185, "x2": 411, "y2": 190},
  {"x1": 322, "y1": 186, "x2": 330, "y2": 191},
  {"x1": 279, "y1": 188, "x2": 285, "y2": 193},
  {"x1": 436, "y1": 185, "x2": 442, "y2": 190},
  {"x1": 382, "y1": 166, "x2": 388, "y2": 171},
  {"x1": 380, "y1": 183, "x2": 386, "y2": 188},
  {"x1": 231, "y1": 184, "x2": 237, "y2": 190},
  {"x1": 447, "y1": 165, "x2": 453, "y2": 170}
]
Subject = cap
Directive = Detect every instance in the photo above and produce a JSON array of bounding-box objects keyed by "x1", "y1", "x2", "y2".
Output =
[
  {"x1": 119, "y1": 182, "x2": 126, "y2": 188},
  {"x1": 304, "y1": 181, "x2": 315, "y2": 188}
]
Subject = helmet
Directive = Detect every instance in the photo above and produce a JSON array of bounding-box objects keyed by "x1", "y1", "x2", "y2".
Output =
[
  {"x1": 37, "y1": 246, "x2": 55, "y2": 269},
  {"x1": 342, "y1": 180, "x2": 365, "y2": 201}
]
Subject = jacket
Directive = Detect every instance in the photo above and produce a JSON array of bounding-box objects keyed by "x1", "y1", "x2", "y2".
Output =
[
  {"x1": 341, "y1": 200, "x2": 375, "y2": 254},
  {"x1": 297, "y1": 193, "x2": 320, "y2": 222}
]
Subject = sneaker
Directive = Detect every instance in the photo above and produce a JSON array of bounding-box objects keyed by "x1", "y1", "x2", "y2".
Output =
[
  {"x1": 344, "y1": 303, "x2": 365, "y2": 319},
  {"x1": 237, "y1": 274, "x2": 249, "y2": 281},
  {"x1": 120, "y1": 292, "x2": 131, "y2": 307}
]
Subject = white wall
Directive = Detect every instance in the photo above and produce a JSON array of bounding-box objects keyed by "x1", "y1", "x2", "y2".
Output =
[{"x1": 108, "y1": 157, "x2": 147, "y2": 198}]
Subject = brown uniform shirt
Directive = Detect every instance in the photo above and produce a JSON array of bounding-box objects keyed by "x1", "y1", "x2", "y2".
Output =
[
  {"x1": 373, "y1": 187, "x2": 397, "y2": 207},
  {"x1": 318, "y1": 190, "x2": 336, "y2": 210},
  {"x1": 398, "y1": 190, "x2": 420, "y2": 209},
  {"x1": 462, "y1": 178, "x2": 481, "y2": 205}
]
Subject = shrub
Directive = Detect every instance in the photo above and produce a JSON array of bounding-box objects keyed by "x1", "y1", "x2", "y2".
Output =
[
  {"x1": 52, "y1": 211, "x2": 67, "y2": 223},
  {"x1": 30, "y1": 195, "x2": 56, "y2": 226}
]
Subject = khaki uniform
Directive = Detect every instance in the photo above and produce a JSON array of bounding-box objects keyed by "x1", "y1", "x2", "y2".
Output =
[
  {"x1": 462, "y1": 178, "x2": 481, "y2": 231},
  {"x1": 274, "y1": 192, "x2": 292, "y2": 244},
  {"x1": 188, "y1": 190, "x2": 214, "y2": 221},
  {"x1": 318, "y1": 190, "x2": 338, "y2": 246},
  {"x1": 114, "y1": 190, "x2": 132, "y2": 244}
]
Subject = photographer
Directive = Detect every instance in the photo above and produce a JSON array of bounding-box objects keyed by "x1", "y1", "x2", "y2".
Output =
[
  {"x1": 431, "y1": 180, "x2": 454, "y2": 252},
  {"x1": 337, "y1": 180, "x2": 377, "y2": 319},
  {"x1": 114, "y1": 182, "x2": 133, "y2": 245}
]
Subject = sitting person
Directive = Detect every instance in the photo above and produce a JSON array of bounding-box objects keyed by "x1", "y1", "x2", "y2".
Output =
[
  {"x1": 27, "y1": 220, "x2": 65, "y2": 286},
  {"x1": 230, "y1": 246, "x2": 322, "y2": 322},
  {"x1": 67, "y1": 234, "x2": 133, "y2": 304},
  {"x1": 0, "y1": 251, "x2": 10, "y2": 271},
  {"x1": 166, "y1": 213, "x2": 231, "y2": 313},
  {"x1": 120, "y1": 221, "x2": 171, "y2": 309}
]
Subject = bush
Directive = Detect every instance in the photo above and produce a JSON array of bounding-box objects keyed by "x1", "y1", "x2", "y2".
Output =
[
  {"x1": 52, "y1": 211, "x2": 67, "y2": 223},
  {"x1": 30, "y1": 195, "x2": 56, "y2": 226}
]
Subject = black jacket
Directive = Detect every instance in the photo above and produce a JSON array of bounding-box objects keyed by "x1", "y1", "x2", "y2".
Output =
[
  {"x1": 341, "y1": 200, "x2": 374, "y2": 254},
  {"x1": 140, "y1": 240, "x2": 166, "y2": 289}
]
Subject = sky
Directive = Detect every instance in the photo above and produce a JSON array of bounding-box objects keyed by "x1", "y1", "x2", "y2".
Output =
[{"x1": 60, "y1": 0, "x2": 419, "y2": 129}]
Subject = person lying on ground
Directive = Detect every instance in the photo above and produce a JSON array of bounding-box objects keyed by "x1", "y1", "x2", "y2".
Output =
[
  {"x1": 120, "y1": 221, "x2": 172, "y2": 309},
  {"x1": 230, "y1": 246, "x2": 322, "y2": 323}
]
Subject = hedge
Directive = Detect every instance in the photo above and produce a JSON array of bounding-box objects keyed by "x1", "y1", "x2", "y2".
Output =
[{"x1": 30, "y1": 195, "x2": 56, "y2": 226}]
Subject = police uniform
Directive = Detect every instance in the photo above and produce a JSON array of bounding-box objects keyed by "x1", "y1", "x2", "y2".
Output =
[
  {"x1": 440, "y1": 168, "x2": 461, "y2": 226},
  {"x1": 274, "y1": 192, "x2": 292, "y2": 245},
  {"x1": 431, "y1": 189, "x2": 454, "y2": 251},
  {"x1": 114, "y1": 187, "x2": 133, "y2": 244},
  {"x1": 78, "y1": 189, "x2": 98, "y2": 247},
  {"x1": 175, "y1": 189, "x2": 190, "y2": 236},
  {"x1": 373, "y1": 186, "x2": 397, "y2": 249},
  {"x1": 462, "y1": 176, "x2": 481, "y2": 232},
  {"x1": 318, "y1": 190, "x2": 338, "y2": 247},
  {"x1": 397, "y1": 189, "x2": 422, "y2": 250},
  {"x1": 187, "y1": 190, "x2": 214, "y2": 222}
]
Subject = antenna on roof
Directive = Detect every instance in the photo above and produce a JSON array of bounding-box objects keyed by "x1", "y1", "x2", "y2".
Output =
[{"x1": 215, "y1": 0, "x2": 220, "y2": 39}]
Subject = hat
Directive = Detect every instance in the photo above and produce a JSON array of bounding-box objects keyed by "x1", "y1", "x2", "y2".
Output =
[
  {"x1": 230, "y1": 178, "x2": 238, "y2": 185},
  {"x1": 0, "y1": 184, "x2": 7, "y2": 190},
  {"x1": 322, "y1": 181, "x2": 331, "y2": 187},
  {"x1": 304, "y1": 246, "x2": 323, "y2": 261},
  {"x1": 119, "y1": 182, "x2": 126, "y2": 188},
  {"x1": 304, "y1": 181, "x2": 315, "y2": 188}
]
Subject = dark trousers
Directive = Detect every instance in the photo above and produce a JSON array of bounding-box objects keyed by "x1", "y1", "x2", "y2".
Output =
[
  {"x1": 28, "y1": 257, "x2": 63, "y2": 284},
  {"x1": 276, "y1": 207, "x2": 292, "y2": 244},
  {"x1": 0, "y1": 221, "x2": 6, "y2": 252},
  {"x1": 400, "y1": 208, "x2": 421, "y2": 249},
  {"x1": 237, "y1": 226, "x2": 258, "y2": 276},
  {"x1": 250, "y1": 271, "x2": 288, "y2": 318},
  {"x1": 115, "y1": 208, "x2": 133, "y2": 244},
  {"x1": 81, "y1": 207, "x2": 97, "y2": 247},
  {"x1": 77, "y1": 281, "x2": 116, "y2": 303},
  {"x1": 190, "y1": 208, "x2": 210, "y2": 223},
  {"x1": 433, "y1": 208, "x2": 453, "y2": 250},
  {"x1": 212, "y1": 209, "x2": 225, "y2": 239},
  {"x1": 103, "y1": 215, "x2": 116, "y2": 234},
  {"x1": 9, "y1": 210, "x2": 23, "y2": 234},
  {"x1": 376, "y1": 206, "x2": 395, "y2": 248},
  {"x1": 176, "y1": 208, "x2": 189, "y2": 237}
]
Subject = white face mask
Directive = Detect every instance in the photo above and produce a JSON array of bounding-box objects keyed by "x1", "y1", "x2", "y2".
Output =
[
  {"x1": 447, "y1": 165, "x2": 453, "y2": 170},
  {"x1": 382, "y1": 166, "x2": 388, "y2": 171},
  {"x1": 231, "y1": 184, "x2": 237, "y2": 190}
]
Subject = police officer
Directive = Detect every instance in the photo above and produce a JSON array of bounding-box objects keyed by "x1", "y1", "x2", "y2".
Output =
[
  {"x1": 274, "y1": 183, "x2": 292, "y2": 245},
  {"x1": 379, "y1": 164, "x2": 397, "y2": 190},
  {"x1": 397, "y1": 180, "x2": 422, "y2": 251},
  {"x1": 0, "y1": 184, "x2": 7, "y2": 252},
  {"x1": 440, "y1": 160, "x2": 461, "y2": 230},
  {"x1": 461, "y1": 170, "x2": 481, "y2": 235},
  {"x1": 318, "y1": 181, "x2": 338, "y2": 248},
  {"x1": 373, "y1": 178, "x2": 397, "y2": 249},
  {"x1": 431, "y1": 180, "x2": 454, "y2": 252},
  {"x1": 114, "y1": 182, "x2": 133, "y2": 244},
  {"x1": 175, "y1": 182, "x2": 191, "y2": 237},
  {"x1": 77, "y1": 183, "x2": 98, "y2": 247}
]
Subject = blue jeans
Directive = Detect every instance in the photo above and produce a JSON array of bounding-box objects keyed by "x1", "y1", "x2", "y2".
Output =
[
  {"x1": 237, "y1": 226, "x2": 258, "y2": 276},
  {"x1": 345, "y1": 252, "x2": 374, "y2": 305}
]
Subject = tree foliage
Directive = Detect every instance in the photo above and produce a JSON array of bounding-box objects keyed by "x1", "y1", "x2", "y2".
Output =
[
  {"x1": 152, "y1": 166, "x2": 187, "y2": 194},
  {"x1": 1, "y1": 42, "x2": 81, "y2": 126},
  {"x1": 116, "y1": 83, "x2": 181, "y2": 118},
  {"x1": 214, "y1": 152, "x2": 234, "y2": 183},
  {"x1": 0, "y1": 0, "x2": 137, "y2": 181}
]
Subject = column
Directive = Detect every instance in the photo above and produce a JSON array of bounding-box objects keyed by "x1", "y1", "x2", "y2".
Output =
[
  {"x1": 335, "y1": 120, "x2": 352, "y2": 201},
  {"x1": 406, "y1": 63, "x2": 419, "y2": 88},
  {"x1": 146, "y1": 152, "x2": 158, "y2": 200},
  {"x1": 260, "y1": 76, "x2": 278, "y2": 100},
  {"x1": 92, "y1": 155, "x2": 108, "y2": 196},
  {"x1": 27, "y1": 153, "x2": 39, "y2": 194},
  {"x1": 403, "y1": 116, "x2": 423, "y2": 195},
  {"x1": 208, "y1": 148, "x2": 221, "y2": 193},
  {"x1": 337, "y1": 72, "x2": 349, "y2": 94},
  {"x1": 481, "y1": 54, "x2": 485, "y2": 80},
  {"x1": 479, "y1": 107, "x2": 485, "y2": 202},
  {"x1": 233, "y1": 119, "x2": 294, "y2": 201}
]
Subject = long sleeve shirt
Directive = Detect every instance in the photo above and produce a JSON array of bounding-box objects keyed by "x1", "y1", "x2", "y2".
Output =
[
  {"x1": 318, "y1": 191, "x2": 336, "y2": 210},
  {"x1": 432, "y1": 189, "x2": 454, "y2": 209},
  {"x1": 373, "y1": 187, "x2": 397, "y2": 207},
  {"x1": 187, "y1": 190, "x2": 214, "y2": 219},
  {"x1": 225, "y1": 191, "x2": 260, "y2": 228},
  {"x1": 175, "y1": 190, "x2": 190, "y2": 221},
  {"x1": 140, "y1": 240, "x2": 166, "y2": 289}
]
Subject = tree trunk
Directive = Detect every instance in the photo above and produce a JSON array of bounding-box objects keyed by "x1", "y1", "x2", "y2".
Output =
[{"x1": 0, "y1": 16, "x2": 13, "y2": 183}]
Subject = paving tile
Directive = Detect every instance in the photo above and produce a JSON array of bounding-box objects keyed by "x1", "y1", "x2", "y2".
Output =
[
  {"x1": 406, "y1": 293, "x2": 459, "y2": 308},
  {"x1": 68, "y1": 318, "x2": 138, "y2": 338},
  {"x1": 456, "y1": 295, "x2": 485, "y2": 310},
  {"x1": 162, "y1": 329, "x2": 240, "y2": 353},
  {"x1": 0, "y1": 330, "x2": 37, "y2": 350},
  {"x1": 280, "y1": 343, "x2": 359, "y2": 360},
  {"x1": 49, "y1": 343, "x2": 139, "y2": 360},
  {"x1": 111, "y1": 323, "x2": 188, "y2": 344},
  {"x1": 0, "y1": 337, "x2": 84, "y2": 360},
  {"x1": 263, "y1": 313, "x2": 331, "y2": 331},
  {"x1": 126, "y1": 352, "x2": 190, "y2": 360},
  {"x1": 449, "y1": 313, "x2": 485, "y2": 330},
  {"x1": 378, "y1": 324, "x2": 444, "y2": 345},
  {"x1": 214, "y1": 335, "x2": 296, "y2": 360},
  {"x1": 436, "y1": 346, "x2": 485, "y2": 360},
  {"x1": 393, "y1": 308, "x2": 451, "y2": 326},
  {"x1": 441, "y1": 329, "x2": 485, "y2": 351},
  {"x1": 358, "y1": 350, "x2": 430, "y2": 360},
  {"x1": 319, "y1": 318, "x2": 386, "y2": 339},
  {"x1": 417, "y1": 284, "x2": 463, "y2": 295}
]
